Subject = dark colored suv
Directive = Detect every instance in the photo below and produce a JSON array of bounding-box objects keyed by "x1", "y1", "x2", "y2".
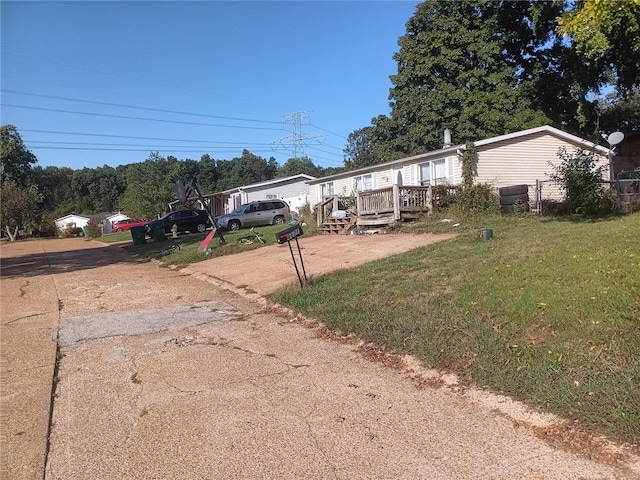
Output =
[
  {"x1": 144, "y1": 209, "x2": 211, "y2": 235},
  {"x1": 214, "y1": 200, "x2": 292, "y2": 231}
]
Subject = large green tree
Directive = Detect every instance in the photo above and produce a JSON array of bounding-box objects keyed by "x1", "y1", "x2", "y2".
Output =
[
  {"x1": 557, "y1": 0, "x2": 640, "y2": 96},
  {"x1": 599, "y1": 91, "x2": 640, "y2": 132},
  {"x1": 0, "y1": 125, "x2": 43, "y2": 239},
  {"x1": 119, "y1": 152, "x2": 177, "y2": 219},
  {"x1": 373, "y1": 0, "x2": 561, "y2": 159},
  {"x1": 343, "y1": 127, "x2": 382, "y2": 170},
  {"x1": 0, "y1": 181, "x2": 42, "y2": 240},
  {"x1": 1, "y1": 125, "x2": 37, "y2": 187},
  {"x1": 357, "y1": 0, "x2": 608, "y2": 162}
]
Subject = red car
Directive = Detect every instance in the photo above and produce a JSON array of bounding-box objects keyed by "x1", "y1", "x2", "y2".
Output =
[{"x1": 112, "y1": 218, "x2": 146, "y2": 232}]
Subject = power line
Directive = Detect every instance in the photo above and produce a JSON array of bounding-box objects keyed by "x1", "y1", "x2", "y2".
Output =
[
  {"x1": 19, "y1": 129, "x2": 260, "y2": 144},
  {"x1": 309, "y1": 123, "x2": 349, "y2": 140},
  {"x1": 3, "y1": 52, "x2": 283, "y2": 109},
  {"x1": 2, "y1": 104, "x2": 285, "y2": 131},
  {"x1": 24, "y1": 143, "x2": 346, "y2": 166},
  {"x1": 2, "y1": 89, "x2": 283, "y2": 124},
  {"x1": 26, "y1": 140, "x2": 269, "y2": 148},
  {"x1": 25, "y1": 145, "x2": 258, "y2": 153},
  {"x1": 21, "y1": 128, "x2": 344, "y2": 158}
]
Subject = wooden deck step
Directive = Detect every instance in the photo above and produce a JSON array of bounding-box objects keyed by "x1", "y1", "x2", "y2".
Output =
[{"x1": 319, "y1": 216, "x2": 356, "y2": 235}]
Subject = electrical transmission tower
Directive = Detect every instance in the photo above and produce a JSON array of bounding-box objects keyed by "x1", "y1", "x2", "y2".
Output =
[{"x1": 271, "y1": 111, "x2": 325, "y2": 158}]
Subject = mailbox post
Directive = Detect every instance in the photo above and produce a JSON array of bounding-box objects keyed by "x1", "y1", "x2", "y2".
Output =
[{"x1": 275, "y1": 224, "x2": 307, "y2": 288}]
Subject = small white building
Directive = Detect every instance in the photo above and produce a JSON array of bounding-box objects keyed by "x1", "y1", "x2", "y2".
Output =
[
  {"x1": 54, "y1": 214, "x2": 91, "y2": 233},
  {"x1": 102, "y1": 213, "x2": 129, "y2": 234},
  {"x1": 221, "y1": 174, "x2": 316, "y2": 213}
]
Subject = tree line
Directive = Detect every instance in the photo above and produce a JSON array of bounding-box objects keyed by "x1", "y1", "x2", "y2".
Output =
[{"x1": 0, "y1": 124, "x2": 339, "y2": 239}]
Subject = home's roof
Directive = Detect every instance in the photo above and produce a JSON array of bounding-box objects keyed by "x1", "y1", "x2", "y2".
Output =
[
  {"x1": 221, "y1": 174, "x2": 316, "y2": 194},
  {"x1": 308, "y1": 125, "x2": 611, "y2": 184},
  {"x1": 56, "y1": 212, "x2": 126, "y2": 223},
  {"x1": 473, "y1": 125, "x2": 609, "y2": 153},
  {"x1": 55, "y1": 213, "x2": 90, "y2": 222},
  {"x1": 307, "y1": 146, "x2": 462, "y2": 184}
]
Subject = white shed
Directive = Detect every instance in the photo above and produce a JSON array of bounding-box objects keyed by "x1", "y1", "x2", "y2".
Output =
[
  {"x1": 54, "y1": 214, "x2": 90, "y2": 233},
  {"x1": 103, "y1": 213, "x2": 129, "y2": 234}
]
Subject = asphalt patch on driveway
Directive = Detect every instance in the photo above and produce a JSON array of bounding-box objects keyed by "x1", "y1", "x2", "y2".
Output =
[{"x1": 58, "y1": 300, "x2": 244, "y2": 347}]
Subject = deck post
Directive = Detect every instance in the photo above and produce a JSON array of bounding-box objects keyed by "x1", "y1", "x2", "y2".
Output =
[
  {"x1": 427, "y1": 186, "x2": 433, "y2": 215},
  {"x1": 356, "y1": 191, "x2": 362, "y2": 216},
  {"x1": 393, "y1": 184, "x2": 400, "y2": 221}
]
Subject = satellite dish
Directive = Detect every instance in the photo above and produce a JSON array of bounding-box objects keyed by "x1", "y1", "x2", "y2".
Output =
[
  {"x1": 607, "y1": 131, "x2": 624, "y2": 146},
  {"x1": 176, "y1": 180, "x2": 187, "y2": 204}
]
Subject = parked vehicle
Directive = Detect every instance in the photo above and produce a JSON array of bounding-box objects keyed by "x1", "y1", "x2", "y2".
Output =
[
  {"x1": 144, "y1": 209, "x2": 211, "y2": 235},
  {"x1": 215, "y1": 200, "x2": 292, "y2": 231},
  {"x1": 112, "y1": 218, "x2": 146, "y2": 232}
]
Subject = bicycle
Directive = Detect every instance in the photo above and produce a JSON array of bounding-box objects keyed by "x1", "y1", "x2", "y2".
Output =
[
  {"x1": 161, "y1": 244, "x2": 181, "y2": 256},
  {"x1": 239, "y1": 227, "x2": 265, "y2": 245}
]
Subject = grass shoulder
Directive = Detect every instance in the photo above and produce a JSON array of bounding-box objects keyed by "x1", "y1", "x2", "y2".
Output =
[{"x1": 274, "y1": 211, "x2": 640, "y2": 446}]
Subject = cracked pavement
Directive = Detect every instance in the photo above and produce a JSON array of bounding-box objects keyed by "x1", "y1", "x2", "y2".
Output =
[{"x1": 2, "y1": 237, "x2": 639, "y2": 479}]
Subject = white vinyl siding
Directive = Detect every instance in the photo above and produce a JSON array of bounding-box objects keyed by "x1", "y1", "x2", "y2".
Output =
[
  {"x1": 244, "y1": 180, "x2": 310, "y2": 202},
  {"x1": 336, "y1": 178, "x2": 350, "y2": 197},
  {"x1": 474, "y1": 133, "x2": 609, "y2": 190},
  {"x1": 375, "y1": 169, "x2": 395, "y2": 188}
]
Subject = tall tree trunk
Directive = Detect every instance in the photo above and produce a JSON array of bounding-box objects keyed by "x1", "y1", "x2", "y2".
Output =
[{"x1": 5, "y1": 225, "x2": 18, "y2": 241}]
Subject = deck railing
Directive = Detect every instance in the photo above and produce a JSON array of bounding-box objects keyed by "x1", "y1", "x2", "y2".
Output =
[
  {"x1": 317, "y1": 185, "x2": 458, "y2": 225},
  {"x1": 316, "y1": 195, "x2": 340, "y2": 226}
]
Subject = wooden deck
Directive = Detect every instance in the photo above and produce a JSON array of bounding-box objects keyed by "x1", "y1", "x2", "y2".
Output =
[{"x1": 317, "y1": 185, "x2": 458, "y2": 231}]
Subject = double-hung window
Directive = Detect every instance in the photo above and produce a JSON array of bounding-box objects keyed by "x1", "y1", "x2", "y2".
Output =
[
  {"x1": 419, "y1": 159, "x2": 449, "y2": 185},
  {"x1": 320, "y1": 182, "x2": 334, "y2": 198},
  {"x1": 353, "y1": 174, "x2": 373, "y2": 192}
]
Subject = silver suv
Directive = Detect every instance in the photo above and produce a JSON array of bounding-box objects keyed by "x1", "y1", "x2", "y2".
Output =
[{"x1": 215, "y1": 200, "x2": 292, "y2": 231}]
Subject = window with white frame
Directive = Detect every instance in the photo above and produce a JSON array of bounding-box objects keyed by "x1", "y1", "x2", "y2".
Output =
[
  {"x1": 419, "y1": 159, "x2": 449, "y2": 185},
  {"x1": 419, "y1": 163, "x2": 431, "y2": 186},
  {"x1": 353, "y1": 173, "x2": 373, "y2": 192},
  {"x1": 320, "y1": 182, "x2": 334, "y2": 197}
]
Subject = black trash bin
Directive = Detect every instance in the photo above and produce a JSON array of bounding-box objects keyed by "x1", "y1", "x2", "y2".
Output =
[
  {"x1": 149, "y1": 221, "x2": 167, "y2": 242},
  {"x1": 130, "y1": 226, "x2": 146, "y2": 245}
]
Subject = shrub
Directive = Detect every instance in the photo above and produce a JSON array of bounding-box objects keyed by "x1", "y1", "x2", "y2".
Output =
[
  {"x1": 86, "y1": 219, "x2": 102, "y2": 238},
  {"x1": 447, "y1": 183, "x2": 500, "y2": 216},
  {"x1": 297, "y1": 202, "x2": 318, "y2": 234},
  {"x1": 61, "y1": 224, "x2": 83, "y2": 237},
  {"x1": 38, "y1": 219, "x2": 58, "y2": 237},
  {"x1": 550, "y1": 147, "x2": 613, "y2": 217}
]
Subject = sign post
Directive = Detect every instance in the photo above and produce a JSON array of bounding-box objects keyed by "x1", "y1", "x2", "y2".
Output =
[{"x1": 275, "y1": 224, "x2": 307, "y2": 288}]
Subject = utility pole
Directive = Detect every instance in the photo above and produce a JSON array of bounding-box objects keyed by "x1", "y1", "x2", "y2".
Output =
[{"x1": 271, "y1": 111, "x2": 325, "y2": 158}]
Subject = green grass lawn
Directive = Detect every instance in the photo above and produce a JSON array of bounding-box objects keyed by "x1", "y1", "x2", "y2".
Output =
[
  {"x1": 112, "y1": 224, "x2": 297, "y2": 266},
  {"x1": 274, "y1": 212, "x2": 640, "y2": 445}
]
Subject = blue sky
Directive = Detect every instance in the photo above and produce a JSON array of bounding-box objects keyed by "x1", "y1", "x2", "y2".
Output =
[{"x1": 1, "y1": 1, "x2": 420, "y2": 170}]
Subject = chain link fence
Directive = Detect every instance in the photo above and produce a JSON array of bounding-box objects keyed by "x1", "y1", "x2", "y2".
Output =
[
  {"x1": 533, "y1": 171, "x2": 640, "y2": 215},
  {"x1": 615, "y1": 170, "x2": 640, "y2": 213},
  {"x1": 533, "y1": 179, "x2": 565, "y2": 215}
]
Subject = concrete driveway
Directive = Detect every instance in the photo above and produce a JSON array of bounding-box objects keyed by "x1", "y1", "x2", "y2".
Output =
[{"x1": 1, "y1": 235, "x2": 638, "y2": 479}]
